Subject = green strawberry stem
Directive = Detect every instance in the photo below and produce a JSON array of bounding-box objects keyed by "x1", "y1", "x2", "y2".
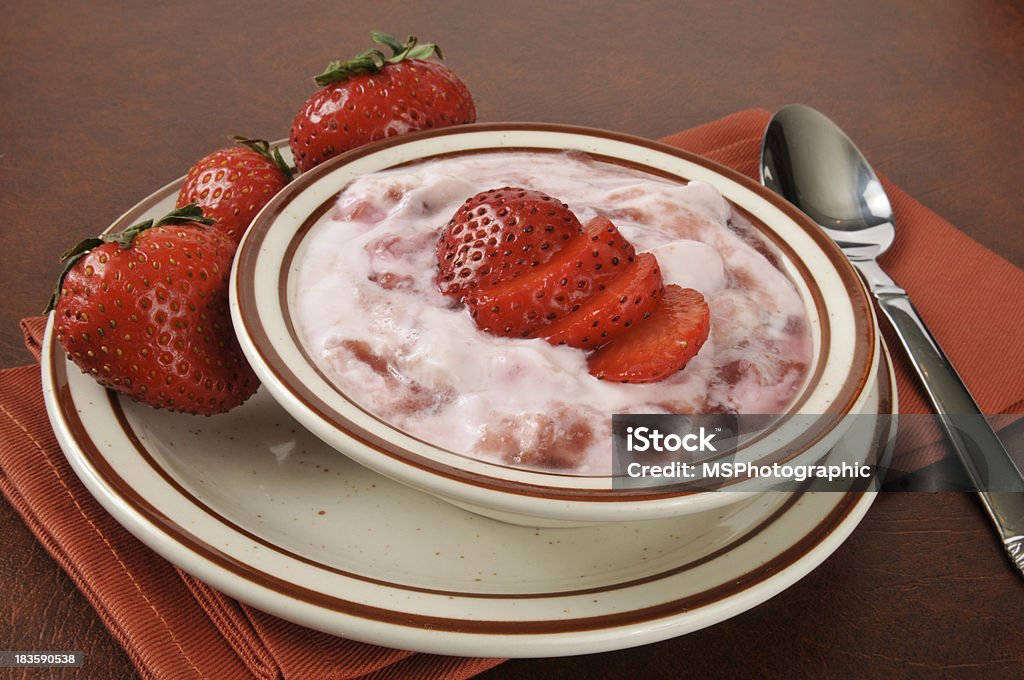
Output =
[
  {"x1": 232, "y1": 136, "x2": 295, "y2": 182},
  {"x1": 45, "y1": 204, "x2": 214, "y2": 312},
  {"x1": 314, "y1": 31, "x2": 442, "y2": 87}
]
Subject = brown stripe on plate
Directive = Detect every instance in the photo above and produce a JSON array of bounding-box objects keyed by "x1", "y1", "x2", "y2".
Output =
[
  {"x1": 47, "y1": 326, "x2": 891, "y2": 633},
  {"x1": 60, "y1": 319, "x2": 893, "y2": 600}
]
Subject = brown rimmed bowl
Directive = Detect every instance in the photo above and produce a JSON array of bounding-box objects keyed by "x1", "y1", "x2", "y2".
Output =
[{"x1": 229, "y1": 123, "x2": 880, "y2": 525}]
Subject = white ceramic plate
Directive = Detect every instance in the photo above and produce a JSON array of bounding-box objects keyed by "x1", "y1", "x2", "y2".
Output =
[{"x1": 42, "y1": 143, "x2": 894, "y2": 658}]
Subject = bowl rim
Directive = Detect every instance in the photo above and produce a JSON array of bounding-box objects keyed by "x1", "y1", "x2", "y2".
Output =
[{"x1": 230, "y1": 122, "x2": 878, "y2": 513}]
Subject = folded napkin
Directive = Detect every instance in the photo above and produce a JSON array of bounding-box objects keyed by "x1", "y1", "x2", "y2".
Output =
[
  {"x1": 1, "y1": 109, "x2": 1022, "y2": 679},
  {"x1": 2, "y1": 321, "x2": 506, "y2": 680}
]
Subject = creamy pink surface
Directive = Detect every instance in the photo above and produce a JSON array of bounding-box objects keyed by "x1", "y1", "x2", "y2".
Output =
[{"x1": 292, "y1": 152, "x2": 812, "y2": 472}]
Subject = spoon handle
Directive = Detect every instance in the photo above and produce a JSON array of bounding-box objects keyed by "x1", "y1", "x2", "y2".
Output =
[{"x1": 854, "y1": 258, "x2": 1024, "y2": 575}]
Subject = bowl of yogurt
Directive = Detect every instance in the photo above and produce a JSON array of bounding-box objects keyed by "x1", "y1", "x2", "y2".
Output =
[{"x1": 230, "y1": 123, "x2": 879, "y2": 525}]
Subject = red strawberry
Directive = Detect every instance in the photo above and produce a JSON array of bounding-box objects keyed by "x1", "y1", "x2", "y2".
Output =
[
  {"x1": 470, "y1": 216, "x2": 636, "y2": 337},
  {"x1": 587, "y1": 285, "x2": 710, "y2": 383},
  {"x1": 436, "y1": 187, "x2": 582, "y2": 300},
  {"x1": 435, "y1": 187, "x2": 711, "y2": 384},
  {"x1": 176, "y1": 137, "x2": 293, "y2": 247},
  {"x1": 537, "y1": 252, "x2": 664, "y2": 350},
  {"x1": 49, "y1": 205, "x2": 260, "y2": 415},
  {"x1": 290, "y1": 32, "x2": 476, "y2": 172}
]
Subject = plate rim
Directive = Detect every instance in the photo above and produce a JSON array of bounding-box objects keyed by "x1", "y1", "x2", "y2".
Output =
[{"x1": 42, "y1": 319, "x2": 895, "y2": 657}]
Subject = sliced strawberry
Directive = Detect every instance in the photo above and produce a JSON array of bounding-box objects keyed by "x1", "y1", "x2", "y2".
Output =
[
  {"x1": 587, "y1": 285, "x2": 710, "y2": 383},
  {"x1": 435, "y1": 187, "x2": 581, "y2": 299},
  {"x1": 536, "y1": 252, "x2": 664, "y2": 350},
  {"x1": 434, "y1": 188, "x2": 711, "y2": 384},
  {"x1": 469, "y1": 215, "x2": 635, "y2": 337}
]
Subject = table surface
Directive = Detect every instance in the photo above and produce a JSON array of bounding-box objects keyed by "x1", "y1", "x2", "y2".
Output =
[{"x1": 2, "y1": 1, "x2": 1023, "y2": 677}]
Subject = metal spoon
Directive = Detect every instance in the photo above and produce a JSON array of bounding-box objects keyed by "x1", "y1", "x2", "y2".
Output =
[{"x1": 760, "y1": 103, "x2": 1024, "y2": 576}]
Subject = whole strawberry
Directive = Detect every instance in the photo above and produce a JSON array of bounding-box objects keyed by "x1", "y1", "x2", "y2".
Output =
[
  {"x1": 176, "y1": 137, "x2": 293, "y2": 247},
  {"x1": 290, "y1": 31, "x2": 476, "y2": 172},
  {"x1": 49, "y1": 205, "x2": 259, "y2": 415}
]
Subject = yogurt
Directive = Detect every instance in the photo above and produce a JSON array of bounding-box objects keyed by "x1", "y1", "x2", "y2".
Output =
[{"x1": 293, "y1": 151, "x2": 813, "y2": 473}]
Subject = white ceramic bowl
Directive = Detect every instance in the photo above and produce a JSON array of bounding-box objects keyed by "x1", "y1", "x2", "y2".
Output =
[{"x1": 230, "y1": 123, "x2": 879, "y2": 525}]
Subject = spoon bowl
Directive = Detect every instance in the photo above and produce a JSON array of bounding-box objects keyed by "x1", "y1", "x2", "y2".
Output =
[{"x1": 760, "y1": 104, "x2": 895, "y2": 260}]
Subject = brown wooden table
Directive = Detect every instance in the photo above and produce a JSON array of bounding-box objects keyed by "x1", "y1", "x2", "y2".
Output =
[{"x1": 2, "y1": 2, "x2": 1022, "y2": 677}]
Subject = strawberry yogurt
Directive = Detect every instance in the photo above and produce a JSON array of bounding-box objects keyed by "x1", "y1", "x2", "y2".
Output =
[{"x1": 292, "y1": 151, "x2": 813, "y2": 473}]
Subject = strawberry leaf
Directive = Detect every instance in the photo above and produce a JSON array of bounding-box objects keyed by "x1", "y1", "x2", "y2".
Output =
[
  {"x1": 109, "y1": 204, "x2": 213, "y2": 248},
  {"x1": 314, "y1": 51, "x2": 386, "y2": 86},
  {"x1": 371, "y1": 31, "x2": 406, "y2": 55},
  {"x1": 409, "y1": 43, "x2": 443, "y2": 60},
  {"x1": 314, "y1": 32, "x2": 442, "y2": 87},
  {"x1": 46, "y1": 236, "x2": 107, "y2": 312},
  {"x1": 231, "y1": 135, "x2": 295, "y2": 181},
  {"x1": 59, "y1": 236, "x2": 106, "y2": 263},
  {"x1": 155, "y1": 203, "x2": 214, "y2": 226}
]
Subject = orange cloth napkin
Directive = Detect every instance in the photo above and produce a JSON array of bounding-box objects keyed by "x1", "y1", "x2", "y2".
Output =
[
  {"x1": 1, "y1": 109, "x2": 1022, "y2": 679},
  {"x1": 1, "y1": 319, "x2": 505, "y2": 680}
]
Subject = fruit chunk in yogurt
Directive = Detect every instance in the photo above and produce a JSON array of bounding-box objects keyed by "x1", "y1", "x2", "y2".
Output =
[{"x1": 292, "y1": 151, "x2": 813, "y2": 473}]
